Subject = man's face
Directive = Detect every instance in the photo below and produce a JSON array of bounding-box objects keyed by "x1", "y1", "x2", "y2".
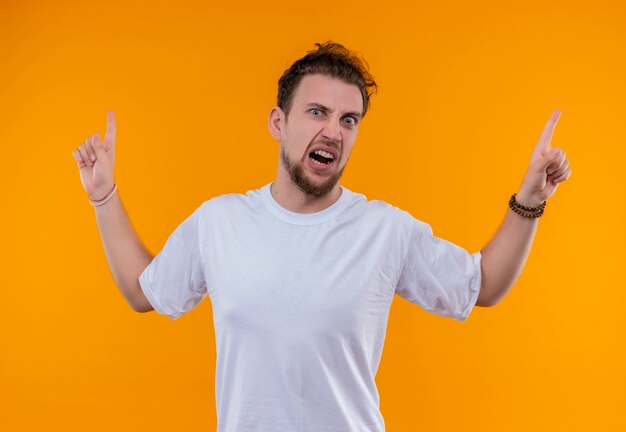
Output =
[{"x1": 273, "y1": 73, "x2": 363, "y2": 197}]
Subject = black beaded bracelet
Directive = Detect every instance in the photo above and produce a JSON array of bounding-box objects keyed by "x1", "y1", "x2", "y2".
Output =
[
  {"x1": 510, "y1": 193, "x2": 546, "y2": 211},
  {"x1": 509, "y1": 193, "x2": 546, "y2": 219}
]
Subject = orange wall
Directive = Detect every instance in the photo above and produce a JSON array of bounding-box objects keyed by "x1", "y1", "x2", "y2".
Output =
[{"x1": 1, "y1": 0, "x2": 624, "y2": 430}]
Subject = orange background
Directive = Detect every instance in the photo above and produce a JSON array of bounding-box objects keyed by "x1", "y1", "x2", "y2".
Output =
[{"x1": 2, "y1": 0, "x2": 624, "y2": 430}]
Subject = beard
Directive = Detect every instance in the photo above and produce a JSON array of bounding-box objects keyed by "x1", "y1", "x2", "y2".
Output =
[{"x1": 280, "y1": 146, "x2": 347, "y2": 197}]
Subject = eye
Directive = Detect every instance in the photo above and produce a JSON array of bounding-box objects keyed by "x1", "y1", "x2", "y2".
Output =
[
  {"x1": 343, "y1": 116, "x2": 357, "y2": 126},
  {"x1": 309, "y1": 108, "x2": 324, "y2": 116}
]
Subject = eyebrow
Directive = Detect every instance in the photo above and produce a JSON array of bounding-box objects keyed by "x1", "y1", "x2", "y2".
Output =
[{"x1": 305, "y1": 103, "x2": 362, "y2": 121}]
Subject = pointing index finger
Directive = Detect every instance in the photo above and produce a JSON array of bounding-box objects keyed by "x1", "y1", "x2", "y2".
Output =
[
  {"x1": 536, "y1": 109, "x2": 561, "y2": 155},
  {"x1": 105, "y1": 110, "x2": 116, "y2": 143}
]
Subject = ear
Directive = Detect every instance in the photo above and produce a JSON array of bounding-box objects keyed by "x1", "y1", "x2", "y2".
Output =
[{"x1": 268, "y1": 106, "x2": 284, "y2": 141}]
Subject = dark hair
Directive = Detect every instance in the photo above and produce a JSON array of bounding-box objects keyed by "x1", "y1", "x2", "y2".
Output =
[{"x1": 277, "y1": 41, "x2": 378, "y2": 120}]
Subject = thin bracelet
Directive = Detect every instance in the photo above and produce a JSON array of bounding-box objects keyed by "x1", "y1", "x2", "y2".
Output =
[
  {"x1": 89, "y1": 184, "x2": 118, "y2": 207},
  {"x1": 89, "y1": 183, "x2": 116, "y2": 202}
]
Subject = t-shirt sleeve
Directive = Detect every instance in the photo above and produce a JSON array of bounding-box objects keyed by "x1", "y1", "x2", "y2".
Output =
[
  {"x1": 395, "y1": 215, "x2": 482, "y2": 321},
  {"x1": 138, "y1": 204, "x2": 208, "y2": 320}
]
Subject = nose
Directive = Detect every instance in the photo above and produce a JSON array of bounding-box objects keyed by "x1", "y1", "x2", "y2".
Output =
[{"x1": 321, "y1": 118, "x2": 342, "y2": 143}]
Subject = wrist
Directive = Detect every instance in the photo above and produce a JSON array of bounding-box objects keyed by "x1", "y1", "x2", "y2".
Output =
[
  {"x1": 89, "y1": 182, "x2": 115, "y2": 201},
  {"x1": 89, "y1": 183, "x2": 117, "y2": 207},
  {"x1": 509, "y1": 192, "x2": 546, "y2": 219},
  {"x1": 515, "y1": 190, "x2": 544, "y2": 208}
]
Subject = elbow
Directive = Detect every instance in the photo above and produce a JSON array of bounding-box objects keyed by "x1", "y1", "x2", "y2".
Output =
[
  {"x1": 130, "y1": 296, "x2": 155, "y2": 313},
  {"x1": 475, "y1": 285, "x2": 503, "y2": 307},
  {"x1": 475, "y1": 297, "x2": 493, "y2": 307},
  {"x1": 476, "y1": 297, "x2": 500, "y2": 307},
  {"x1": 126, "y1": 283, "x2": 155, "y2": 314},
  {"x1": 131, "y1": 302, "x2": 154, "y2": 313}
]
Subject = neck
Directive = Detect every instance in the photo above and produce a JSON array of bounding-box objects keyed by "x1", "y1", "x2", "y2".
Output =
[{"x1": 271, "y1": 169, "x2": 342, "y2": 214}]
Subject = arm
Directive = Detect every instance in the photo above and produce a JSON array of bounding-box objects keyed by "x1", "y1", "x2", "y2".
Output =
[
  {"x1": 476, "y1": 110, "x2": 572, "y2": 307},
  {"x1": 73, "y1": 111, "x2": 154, "y2": 313},
  {"x1": 477, "y1": 194, "x2": 538, "y2": 307},
  {"x1": 93, "y1": 192, "x2": 155, "y2": 312}
]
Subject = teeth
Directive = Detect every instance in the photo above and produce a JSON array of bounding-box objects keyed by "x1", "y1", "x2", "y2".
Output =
[
  {"x1": 310, "y1": 157, "x2": 326, "y2": 166},
  {"x1": 313, "y1": 150, "x2": 334, "y2": 160}
]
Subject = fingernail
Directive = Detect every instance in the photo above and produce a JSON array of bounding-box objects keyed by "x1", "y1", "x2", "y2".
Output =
[{"x1": 91, "y1": 155, "x2": 96, "y2": 161}]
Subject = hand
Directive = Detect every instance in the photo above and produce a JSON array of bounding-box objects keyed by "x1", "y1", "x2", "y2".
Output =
[
  {"x1": 516, "y1": 109, "x2": 572, "y2": 207},
  {"x1": 72, "y1": 111, "x2": 117, "y2": 199}
]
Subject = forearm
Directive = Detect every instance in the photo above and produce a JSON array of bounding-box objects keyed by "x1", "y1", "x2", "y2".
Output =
[
  {"x1": 478, "y1": 193, "x2": 540, "y2": 306},
  {"x1": 476, "y1": 109, "x2": 570, "y2": 306},
  {"x1": 94, "y1": 191, "x2": 154, "y2": 312}
]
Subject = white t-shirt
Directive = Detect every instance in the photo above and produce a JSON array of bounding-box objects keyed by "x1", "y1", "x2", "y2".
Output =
[{"x1": 139, "y1": 182, "x2": 482, "y2": 432}]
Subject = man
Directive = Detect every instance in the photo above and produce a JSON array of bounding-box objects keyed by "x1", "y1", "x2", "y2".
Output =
[{"x1": 72, "y1": 42, "x2": 571, "y2": 431}]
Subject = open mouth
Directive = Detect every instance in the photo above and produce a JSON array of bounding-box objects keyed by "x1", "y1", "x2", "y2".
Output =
[{"x1": 308, "y1": 149, "x2": 335, "y2": 166}]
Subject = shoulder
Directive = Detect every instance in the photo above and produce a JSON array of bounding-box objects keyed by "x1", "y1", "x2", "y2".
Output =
[
  {"x1": 354, "y1": 194, "x2": 430, "y2": 231},
  {"x1": 199, "y1": 192, "x2": 245, "y2": 210},
  {"x1": 196, "y1": 188, "x2": 264, "y2": 220}
]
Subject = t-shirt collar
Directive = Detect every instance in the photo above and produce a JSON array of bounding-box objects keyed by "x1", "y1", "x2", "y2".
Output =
[{"x1": 260, "y1": 182, "x2": 353, "y2": 225}]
